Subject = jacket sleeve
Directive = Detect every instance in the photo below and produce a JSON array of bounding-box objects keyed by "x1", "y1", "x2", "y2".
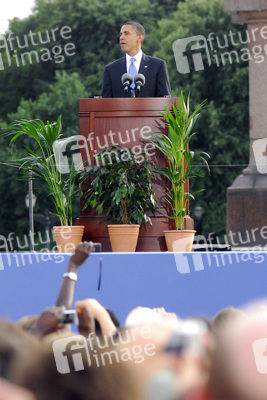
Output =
[
  {"x1": 156, "y1": 60, "x2": 172, "y2": 97},
  {"x1": 101, "y1": 66, "x2": 113, "y2": 98}
]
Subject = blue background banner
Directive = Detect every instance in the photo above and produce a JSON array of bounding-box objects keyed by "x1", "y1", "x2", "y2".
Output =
[{"x1": 0, "y1": 251, "x2": 266, "y2": 326}]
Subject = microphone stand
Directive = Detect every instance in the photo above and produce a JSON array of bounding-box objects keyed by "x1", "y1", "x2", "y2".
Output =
[
  {"x1": 136, "y1": 85, "x2": 141, "y2": 97},
  {"x1": 124, "y1": 86, "x2": 129, "y2": 97}
]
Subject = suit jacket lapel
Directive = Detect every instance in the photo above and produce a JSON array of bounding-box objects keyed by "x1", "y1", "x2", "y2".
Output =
[
  {"x1": 139, "y1": 53, "x2": 149, "y2": 74},
  {"x1": 118, "y1": 56, "x2": 127, "y2": 75}
]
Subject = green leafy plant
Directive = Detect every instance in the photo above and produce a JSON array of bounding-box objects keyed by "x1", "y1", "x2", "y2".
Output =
[
  {"x1": 6, "y1": 116, "x2": 81, "y2": 226},
  {"x1": 149, "y1": 91, "x2": 210, "y2": 230},
  {"x1": 82, "y1": 145, "x2": 156, "y2": 225}
]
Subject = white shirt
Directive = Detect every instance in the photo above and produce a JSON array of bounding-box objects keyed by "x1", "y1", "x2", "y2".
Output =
[{"x1": 126, "y1": 50, "x2": 143, "y2": 74}]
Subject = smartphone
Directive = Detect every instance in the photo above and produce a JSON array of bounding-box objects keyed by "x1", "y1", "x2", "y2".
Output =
[
  {"x1": 92, "y1": 242, "x2": 102, "y2": 252},
  {"x1": 60, "y1": 310, "x2": 79, "y2": 324}
]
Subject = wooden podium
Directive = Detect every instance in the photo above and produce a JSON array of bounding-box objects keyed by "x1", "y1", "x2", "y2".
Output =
[{"x1": 76, "y1": 97, "x2": 181, "y2": 252}]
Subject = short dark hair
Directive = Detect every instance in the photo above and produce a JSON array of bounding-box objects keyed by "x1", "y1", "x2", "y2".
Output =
[{"x1": 123, "y1": 21, "x2": 145, "y2": 37}]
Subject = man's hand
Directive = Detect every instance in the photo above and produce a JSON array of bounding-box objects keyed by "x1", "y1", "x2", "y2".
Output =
[
  {"x1": 75, "y1": 299, "x2": 117, "y2": 336},
  {"x1": 76, "y1": 304, "x2": 95, "y2": 337},
  {"x1": 68, "y1": 241, "x2": 94, "y2": 269},
  {"x1": 29, "y1": 306, "x2": 66, "y2": 337}
]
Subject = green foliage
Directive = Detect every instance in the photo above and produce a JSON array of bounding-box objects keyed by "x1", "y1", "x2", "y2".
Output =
[
  {"x1": 0, "y1": 0, "x2": 250, "y2": 241},
  {"x1": 82, "y1": 146, "x2": 156, "y2": 225},
  {"x1": 149, "y1": 91, "x2": 210, "y2": 230},
  {"x1": 0, "y1": 0, "x2": 176, "y2": 239},
  {"x1": 7, "y1": 71, "x2": 87, "y2": 136},
  {"x1": 154, "y1": 0, "x2": 249, "y2": 237},
  {"x1": 0, "y1": 0, "x2": 177, "y2": 116},
  {"x1": 5, "y1": 116, "x2": 82, "y2": 226}
]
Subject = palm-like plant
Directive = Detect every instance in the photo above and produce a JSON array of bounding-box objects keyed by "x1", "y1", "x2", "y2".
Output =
[
  {"x1": 7, "y1": 116, "x2": 81, "y2": 226},
  {"x1": 149, "y1": 91, "x2": 210, "y2": 230}
]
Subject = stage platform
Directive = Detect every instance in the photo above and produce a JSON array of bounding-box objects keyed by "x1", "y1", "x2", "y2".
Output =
[{"x1": 0, "y1": 251, "x2": 266, "y2": 326}]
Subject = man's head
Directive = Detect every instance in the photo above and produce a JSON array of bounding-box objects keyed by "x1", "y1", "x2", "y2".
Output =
[
  {"x1": 209, "y1": 314, "x2": 267, "y2": 400},
  {"x1": 120, "y1": 21, "x2": 145, "y2": 57}
]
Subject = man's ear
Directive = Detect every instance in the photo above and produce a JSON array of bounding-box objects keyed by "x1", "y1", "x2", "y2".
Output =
[{"x1": 139, "y1": 34, "x2": 145, "y2": 44}]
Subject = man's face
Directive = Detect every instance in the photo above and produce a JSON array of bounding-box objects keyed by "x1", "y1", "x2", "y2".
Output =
[{"x1": 119, "y1": 24, "x2": 143, "y2": 56}]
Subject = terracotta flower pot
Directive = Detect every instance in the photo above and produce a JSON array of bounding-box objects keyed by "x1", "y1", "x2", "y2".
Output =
[
  {"x1": 53, "y1": 225, "x2": 85, "y2": 252},
  {"x1": 164, "y1": 230, "x2": 196, "y2": 252},
  {"x1": 108, "y1": 224, "x2": 140, "y2": 252}
]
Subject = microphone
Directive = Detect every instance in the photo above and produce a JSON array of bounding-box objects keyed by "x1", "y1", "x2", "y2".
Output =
[
  {"x1": 134, "y1": 74, "x2": 146, "y2": 96},
  {"x1": 121, "y1": 73, "x2": 133, "y2": 96}
]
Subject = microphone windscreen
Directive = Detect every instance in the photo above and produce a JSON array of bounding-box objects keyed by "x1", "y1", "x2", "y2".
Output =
[
  {"x1": 134, "y1": 73, "x2": 146, "y2": 86},
  {"x1": 121, "y1": 73, "x2": 133, "y2": 85}
]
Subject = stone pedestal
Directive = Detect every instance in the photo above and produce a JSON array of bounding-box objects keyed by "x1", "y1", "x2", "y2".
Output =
[{"x1": 224, "y1": 0, "x2": 267, "y2": 247}]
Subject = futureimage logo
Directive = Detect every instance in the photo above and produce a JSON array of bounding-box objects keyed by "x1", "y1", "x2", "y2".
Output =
[
  {"x1": 173, "y1": 230, "x2": 267, "y2": 275},
  {"x1": 173, "y1": 35, "x2": 211, "y2": 74},
  {"x1": 53, "y1": 336, "x2": 91, "y2": 374},
  {"x1": 0, "y1": 228, "x2": 58, "y2": 253},
  {"x1": 253, "y1": 338, "x2": 267, "y2": 374},
  {"x1": 0, "y1": 228, "x2": 65, "y2": 270},
  {"x1": 174, "y1": 251, "x2": 266, "y2": 275},
  {"x1": 0, "y1": 251, "x2": 65, "y2": 271},
  {"x1": 53, "y1": 126, "x2": 156, "y2": 174},
  {"x1": 53, "y1": 327, "x2": 156, "y2": 374},
  {"x1": 173, "y1": 26, "x2": 267, "y2": 74},
  {"x1": 0, "y1": 26, "x2": 76, "y2": 70}
]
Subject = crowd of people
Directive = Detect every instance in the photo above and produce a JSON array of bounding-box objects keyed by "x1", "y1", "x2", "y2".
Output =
[{"x1": 0, "y1": 241, "x2": 267, "y2": 400}]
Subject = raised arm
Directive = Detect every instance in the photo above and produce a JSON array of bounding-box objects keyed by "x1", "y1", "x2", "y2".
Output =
[{"x1": 55, "y1": 241, "x2": 93, "y2": 309}]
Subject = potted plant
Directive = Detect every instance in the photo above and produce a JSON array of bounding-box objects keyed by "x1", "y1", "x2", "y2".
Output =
[
  {"x1": 81, "y1": 145, "x2": 156, "y2": 252},
  {"x1": 149, "y1": 91, "x2": 210, "y2": 251},
  {"x1": 6, "y1": 115, "x2": 84, "y2": 252}
]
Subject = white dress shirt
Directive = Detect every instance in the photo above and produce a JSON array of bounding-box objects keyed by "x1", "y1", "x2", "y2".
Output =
[{"x1": 126, "y1": 50, "x2": 143, "y2": 74}]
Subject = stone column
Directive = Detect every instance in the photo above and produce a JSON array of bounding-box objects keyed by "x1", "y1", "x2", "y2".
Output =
[{"x1": 224, "y1": 0, "x2": 267, "y2": 248}]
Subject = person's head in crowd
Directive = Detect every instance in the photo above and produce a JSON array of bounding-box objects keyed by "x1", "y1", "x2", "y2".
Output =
[
  {"x1": 122, "y1": 308, "x2": 212, "y2": 400},
  {"x1": 209, "y1": 313, "x2": 267, "y2": 400},
  {"x1": 211, "y1": 306, "x2": 247, "y2": 334},
  {"x1": 243, "y1": 298, "x2": 267, "y2": 317},
  {"x1": 15, "y1": 315, "x2": 39, "y2": 332},
  {"x1": 125, "y1": 306, "x2": 164, "y2": 327},
  {"x1": 0, "y1": 378, "x2": 36, "y2": 400},
  {"x1": 0, "y1": 319, "x2": 38, "y2": 382},
  {"x1": 125, "y1": 306, "x2": 180, "y2": 330},
  {"x1": 14, "y1": 341, "x2": 140, "y2": 400}
]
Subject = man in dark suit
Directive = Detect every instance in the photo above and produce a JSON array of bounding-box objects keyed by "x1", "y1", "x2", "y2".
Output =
[{"x1": 101, "y1": 21, "x2": 171, "y2": 98}]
